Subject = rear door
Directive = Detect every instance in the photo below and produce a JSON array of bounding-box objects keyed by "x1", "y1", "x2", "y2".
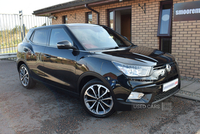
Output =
[
  {"x1": 42, "y1": 27, "x2": 77, "y2": 91},
  {"x1": 27, "y1": 28, "x2": 50, "y2": 81}
]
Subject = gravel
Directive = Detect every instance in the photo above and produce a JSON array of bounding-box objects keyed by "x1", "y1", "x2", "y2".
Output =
[{"x1": 0, "y1": 60, "x2": 200, "y2": 134}]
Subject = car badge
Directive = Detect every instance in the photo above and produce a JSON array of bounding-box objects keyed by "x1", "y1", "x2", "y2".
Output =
[
  {"x1": 160, "y1": 69, "x2": 166, "y2": 76},
  {"x1": 166, "y1": 64, "x2": 171, "y2": 72}
]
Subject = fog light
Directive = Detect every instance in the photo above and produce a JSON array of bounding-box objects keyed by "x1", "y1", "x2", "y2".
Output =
[{"x1": 127, "y1": 92, "x2": 144, "y2": 100}]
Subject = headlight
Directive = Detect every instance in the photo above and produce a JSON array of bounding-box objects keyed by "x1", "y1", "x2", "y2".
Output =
[{"x1": 113, "y1": 62, "x2": 152, "y2": 77}]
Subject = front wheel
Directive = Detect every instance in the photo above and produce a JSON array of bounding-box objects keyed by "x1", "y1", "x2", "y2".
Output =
[
  {"x1": 19, "y1": 64, "x2": 36, "y2": 89},
  {"x1": 81, "y1": 79, "x2": 115, "y2": 118}
]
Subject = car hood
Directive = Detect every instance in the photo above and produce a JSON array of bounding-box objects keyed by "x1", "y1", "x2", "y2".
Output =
[{"x1": 91, "y1": 46, "x2": 175, "y2": 66}]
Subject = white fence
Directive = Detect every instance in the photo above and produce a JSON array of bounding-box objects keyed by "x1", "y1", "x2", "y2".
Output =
[{"x1": 0, "y1": 12, "x2": 51, "y2": 59}]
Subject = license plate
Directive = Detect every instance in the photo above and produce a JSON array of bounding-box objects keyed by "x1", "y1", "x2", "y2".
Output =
[{"x1": 163, "y1": 78, "x2": 178, "y2": 92}]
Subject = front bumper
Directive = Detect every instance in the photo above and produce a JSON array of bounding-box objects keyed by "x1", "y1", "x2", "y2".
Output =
[
  {"x1": 108, "y1": 62, "x2": 181, "y2": 111},
  {"x1": 114, "y1": 83, "x2": 180, "y2": 111}
]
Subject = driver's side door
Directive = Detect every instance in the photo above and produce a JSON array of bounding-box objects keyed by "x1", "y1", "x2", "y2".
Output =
[{"x1": 42, "y1": 27, "x2": 77, "y2": 91}]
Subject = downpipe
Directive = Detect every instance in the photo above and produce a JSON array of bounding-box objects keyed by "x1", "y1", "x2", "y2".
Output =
[{"x1": 85, "y1": 4, "x2": 99, "y2": 25}]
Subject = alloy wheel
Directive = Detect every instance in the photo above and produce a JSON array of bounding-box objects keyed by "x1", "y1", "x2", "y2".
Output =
[
  {"x1": 20, "y1": 66, "x2": 29, "y2": 87},
  {"x1": 84, "y1": 84, "x2": 114, "y2": 115}
]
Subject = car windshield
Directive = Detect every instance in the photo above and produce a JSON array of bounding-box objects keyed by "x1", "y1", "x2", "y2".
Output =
[{"x1": 68, "y1": 25, "x2": 133, "y2": 50}]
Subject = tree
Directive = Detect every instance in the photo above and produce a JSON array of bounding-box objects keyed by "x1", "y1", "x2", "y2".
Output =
[{"x1": 11, "y1": 25, "x2": 28, "y2": 33}]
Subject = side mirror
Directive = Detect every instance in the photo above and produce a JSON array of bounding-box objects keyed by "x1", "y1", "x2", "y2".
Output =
[{"x1": 57, "y1": 40, "x2": 77, "y2": 50}]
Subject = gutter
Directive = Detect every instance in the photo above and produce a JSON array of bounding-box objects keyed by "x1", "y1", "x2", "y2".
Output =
[
  {"x1": 34, "y1": 0, "x2": 119, "y2": 16},
  {"x1": 85, "y1": 4, "x2": 99, "y2": 25}
]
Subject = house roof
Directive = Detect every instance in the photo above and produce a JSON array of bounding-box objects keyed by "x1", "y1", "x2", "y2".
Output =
[{"x1": 33, "y1": 0, "x2": 118, "y2": 16}]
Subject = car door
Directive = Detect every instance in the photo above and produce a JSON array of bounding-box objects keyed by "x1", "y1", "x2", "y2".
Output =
[
  {"x1": 26, "y1": 28, "x2": 50, "y2": 81},
  {"x1": 42, "y1": 27, "x2": 77, "y2": 91}
]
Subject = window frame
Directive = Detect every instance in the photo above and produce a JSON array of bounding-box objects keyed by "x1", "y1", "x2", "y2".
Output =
[
  {"x1": 157, "y1": 1, "x2": 173, "y2": 37},
  {"x1": 107, "y1": 10, "x2": 115, "y2": 30},
  {"x1": 86, "y1": 12, "x2": 92, "y2": 23},
  {"x1": 107, "y1": 6, "x2": 131, "y2": 31},
  {"x1": 62, "y1": 15, "x2": 68, "y2": 24}
]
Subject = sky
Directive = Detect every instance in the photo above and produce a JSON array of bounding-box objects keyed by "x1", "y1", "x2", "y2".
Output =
[{"x1": 0, "y1": 0, "x2": 74, "y2": 15}]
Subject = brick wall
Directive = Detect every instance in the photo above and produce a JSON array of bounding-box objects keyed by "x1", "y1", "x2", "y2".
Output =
[
  {"x1": 52, "y1": 0, "x2": 162, "y2": 48},
  {"x1": 52, "y1": 0, "x2": 160, "y2": 48},
  {"x1": 52, "y1": 0, "x2": 200, "y2": 78},
  {"x1": 172, "y1": 0, "x2": 200, "y2": 78}
]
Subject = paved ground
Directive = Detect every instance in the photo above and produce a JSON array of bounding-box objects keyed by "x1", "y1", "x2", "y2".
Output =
[
  {"x1": 175, "y1": 79, "x2": 200, "y2": 101},
  {"x1": 0, "y1": 60, "x2": 200, "y2": 134}
]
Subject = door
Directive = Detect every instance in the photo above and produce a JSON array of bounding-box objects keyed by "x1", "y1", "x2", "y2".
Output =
[
  {"x1": 121, "y1": 14, "x2": 131, "y2": 41},
  {"x1": 27, "y1": 28, "x2": 50, "y2": 81},
  {"x1": 42, "y1": 27, "x2": 77, "y2": 91},
  {"x1": 108, "y1": 7, "x2": 131, "y2": 41}
]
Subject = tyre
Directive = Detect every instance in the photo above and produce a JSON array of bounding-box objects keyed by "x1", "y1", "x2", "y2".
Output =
[
  {"x1": 81, "y1": 79, "x2": 115, "y2": 118},
  {"x1": 19, "y1": 64, "x2": 36, "y2": 89}
]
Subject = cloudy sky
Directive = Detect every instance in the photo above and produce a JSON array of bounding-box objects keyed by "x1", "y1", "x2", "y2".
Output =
[{"x1": 0, "y1": 0, "x2": 74, "y2": 15}]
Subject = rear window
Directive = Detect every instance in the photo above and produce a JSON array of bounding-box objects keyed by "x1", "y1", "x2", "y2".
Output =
[
  {"x1": 23, "y1": 30, "x2": 32, "y2": 43},
  {"x1": 31, "y1": 29, "x2": 48, "y2": 46}
]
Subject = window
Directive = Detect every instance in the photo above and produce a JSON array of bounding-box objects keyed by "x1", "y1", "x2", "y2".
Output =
[
  {"x1": 107, "y1": 6, "x2": 132, "y2": 40},
  {"x1": 109, "y1": 11, "x2": 114, "y2": 29},
  {"x1": 157, "y1": 2, "x2": 172, "y2": 36},
  {"x1": 158, "y1": 2, "x2": 173, "y2": 53},
  {"x1": 160, "y1": 38, "x2": 172, "y2": 53},
  {"x1": 86, "y1": 12, "x2": 92, "y2": 23},
  {"x1": 49, "y1": 28, "x2": 73, "y2": 48},
  {"x1": 31, "y1": 29, "x2": 48, "y2": 46},
  {"x1": 62, "y1": 16, "x2": 68, "y2": 24}
]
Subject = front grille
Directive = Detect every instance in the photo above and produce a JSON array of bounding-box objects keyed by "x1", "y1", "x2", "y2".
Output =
[
  {"x1": 153, "y1": 86, "x2": 179, "y2": 103},
  {"x1": 153, "y1": 64, "x2": 166, "y2": 70},
  {"x1": 154, "y1": 62, "x2": 179, "y2": 85},
  {"x1": 153, "y1": 62, "x2": 176, "y2": 71}
]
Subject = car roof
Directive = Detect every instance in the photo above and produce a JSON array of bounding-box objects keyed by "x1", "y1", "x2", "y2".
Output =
[
  {"x1": 66, "y1": 23, "x2": 98, "y2": 27},
  {"x1": 30, "y1": 23, "x2": 100, "y2": 31}
]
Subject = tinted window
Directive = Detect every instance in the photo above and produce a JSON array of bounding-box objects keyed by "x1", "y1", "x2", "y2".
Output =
[
  {"x1": 23, "y1": 30, "x2": 32, "y2": 43},
  {"x1": 49, "y1": 28, "x2": 73, "y2": 48},
  {"x1": 32, "y1": 29, "x2": 48, "y2": 46}
]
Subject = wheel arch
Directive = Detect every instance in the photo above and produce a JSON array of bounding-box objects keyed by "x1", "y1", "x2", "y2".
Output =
[
  {"x1": 17, "y1": 60, "x2": 26, "y2": 72},
  {"x1": 77, "y1": 72, "x2": 111, "y2": 94}
]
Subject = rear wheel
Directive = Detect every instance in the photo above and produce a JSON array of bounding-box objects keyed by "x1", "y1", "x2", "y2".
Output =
[
  {"x1": 19, "y1": 64, "x2": 36, "y2": 89},
  {"x1": 81, "y1": 79, "x2": 115, "y2": 118}
]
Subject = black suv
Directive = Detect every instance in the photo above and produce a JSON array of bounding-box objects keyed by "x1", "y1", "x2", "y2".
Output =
[{"x1": 17, "y1": 24, "x2": 180, "y2": 117}]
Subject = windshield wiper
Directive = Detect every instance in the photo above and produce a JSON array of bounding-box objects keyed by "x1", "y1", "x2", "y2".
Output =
[
  {"x1": 129, "y1": 44, "x2": 137, "y2": 48},
  {"x1": 104, "y1": 46, "x2": 120, "y2": 50}
]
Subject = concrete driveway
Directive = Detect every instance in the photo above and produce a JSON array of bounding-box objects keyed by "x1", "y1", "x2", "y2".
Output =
[{"x1": 0, "y1": 60, "x2": 200, "y2": 134}]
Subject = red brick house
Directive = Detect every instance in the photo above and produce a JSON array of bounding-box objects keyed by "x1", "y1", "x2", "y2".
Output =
[{"x1": 33, "y1": 0, "x2": 200, "y2": 79}]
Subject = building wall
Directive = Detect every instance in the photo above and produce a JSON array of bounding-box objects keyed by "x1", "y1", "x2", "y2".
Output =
[
  {"x1": 172, "y1": 0, "x2": 200, "y2": 78},
  {"x1": 52, "y1": 0, "x2": 200, "y2": 78}
]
